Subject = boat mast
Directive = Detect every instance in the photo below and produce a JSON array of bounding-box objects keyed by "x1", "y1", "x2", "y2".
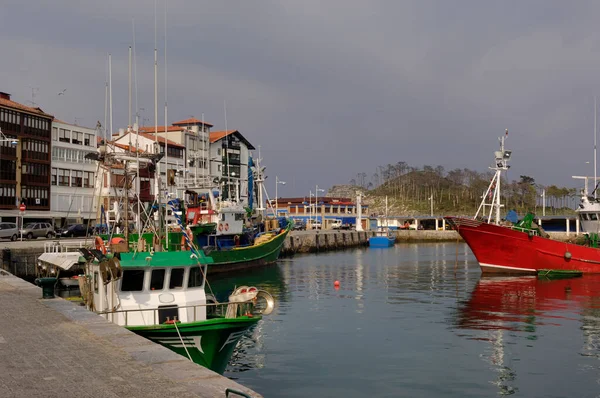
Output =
[
  {"x1": 164, "y1": 0, "x2": 169, "y2": 251},
  {"x1": 474, "y1": 130, "x2": 511, "y2": 224},
  {"x1": 595, "y1": 96, "x2": 597, "y2": 199}
]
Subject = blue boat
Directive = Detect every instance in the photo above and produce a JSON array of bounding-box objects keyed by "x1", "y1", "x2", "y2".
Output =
[
  {"x1": 369, "y1": 196, "x2": 395, "y2": 248},
  {"x1": 369, "y1": 232, "x2": 396, "y2": 248}
]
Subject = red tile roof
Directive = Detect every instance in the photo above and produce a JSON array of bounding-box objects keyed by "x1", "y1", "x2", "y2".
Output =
[
  {"x1": 209, "y1": 130, "x2": 236, "y2": 143},
  {"x1": 172, "y1": 117, "x2": 213, "y2": 127},
  {"x1": 113, "y1": 142, "x2": 147, "y2": 153},
  {"x1": 210, "y1": 130, "x2": 255, "y2": 150},
  {"x1": 0, "y1": 97, "x2": 53, "y2": 118},
  {"x1": 138, "y1": 125, "x2": 183, "y2": 133}
]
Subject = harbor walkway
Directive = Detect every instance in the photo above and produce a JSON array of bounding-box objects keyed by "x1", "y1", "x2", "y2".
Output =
[{"x1": 0, "y1": 270, "x2": 261, "y2": 398}]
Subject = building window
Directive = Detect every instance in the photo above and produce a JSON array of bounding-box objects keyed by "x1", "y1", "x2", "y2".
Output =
[
  {"x1": 84, "y1": 171, "x2": 94, "y2": 188},
  {"x1": 59, "y1": 129, "x2": 69, "y2": 143},
  {"x1": 217, "y1": 164, "x2": 221, "y2": 172},
  {"x1": 52, "y1": 127, "x2": 57, "y2": 141},
  {"x1": 59, "y1": 169, "x2": 70, "y2": 186},
  {"x1": 51, "y1": 168, "x2": 57, "y2": 185},
  {"x1": 72, "y1": 170, "x2": 83, "y2": 187}
]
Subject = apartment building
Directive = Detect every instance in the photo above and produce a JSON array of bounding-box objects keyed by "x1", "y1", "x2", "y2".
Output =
[
  {"x1": 0, "y1": 91, "x2": 53, "y2": 221},
  {"x1": 209, "y1": 130, "x2": 255, "y2": 205},
  {"x1": 50, "y1": 120, "x2": 98, "y2": 224}
]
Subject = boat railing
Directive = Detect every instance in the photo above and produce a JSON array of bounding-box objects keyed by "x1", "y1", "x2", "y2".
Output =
[
  {"x1": 97, "y1": 300, "x2": 256, "y2": 326},
  {"x1": 511, "y1": 226, "x2": 539, "y2": 236},
  {"x1": 43, "y1": 241, "x2": 88, "y2": 253}
]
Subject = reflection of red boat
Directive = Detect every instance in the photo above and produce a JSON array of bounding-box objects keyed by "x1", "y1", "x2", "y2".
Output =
[
  {"x1": 458, "y1": 276, "x2": 600, "y2": 331},
  {"x1": 445, "y1": 216, "x2": 600, "y2": 274}
]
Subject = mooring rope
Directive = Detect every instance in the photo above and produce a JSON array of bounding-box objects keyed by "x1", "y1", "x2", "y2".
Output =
[{"x1": 172, "y1": 319, "x2": 193, "y2": 362}]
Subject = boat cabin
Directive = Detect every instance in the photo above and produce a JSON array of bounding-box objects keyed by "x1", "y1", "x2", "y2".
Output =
[{"x1": 88, "y1": 252, "x2": 210, "y2": 327}]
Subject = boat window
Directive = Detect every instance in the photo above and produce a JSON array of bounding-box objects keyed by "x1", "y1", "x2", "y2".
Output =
[
  {"x1": 235, "y1": 213, "x2": 244, "y2": 221},
  {"x1": 93, "y1": 271, "x2": 98, "y2": 293},
  {"x1": 582, "y1": 214, "x2": 589, "y2": 220},
  {"x1": 221, "y1": 213, "x2": 226, "y2": 221},
  {"x1": 188, "y1": 266, "x2": 205, "y2": 289},
  {"x1": 591, "y1": 213, "x2": 598, "y2": 221},
  {"x1": 150, "y1": 269, "x2": 165, "y2": 291},
  {"x1": 121, "y1": 269, "x2": 145, "y2": 292},
  {"x1": 169, "y1": 268, "x2": 185, "y2": 289}
]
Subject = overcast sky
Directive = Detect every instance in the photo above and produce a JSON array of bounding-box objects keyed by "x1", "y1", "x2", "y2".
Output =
[{"x1": 3, "y1": 0, "x2": 600, "y2": 197}]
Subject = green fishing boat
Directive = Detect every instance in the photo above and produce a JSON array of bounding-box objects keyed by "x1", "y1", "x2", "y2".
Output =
[{"x1": 77, "y1": 248, "x2": 274, "y2": 374}]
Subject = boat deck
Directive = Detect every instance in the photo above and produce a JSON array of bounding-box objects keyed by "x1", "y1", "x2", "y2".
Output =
[{"x1": 0, "y1": 270, "x2": 261, "y2": 398}]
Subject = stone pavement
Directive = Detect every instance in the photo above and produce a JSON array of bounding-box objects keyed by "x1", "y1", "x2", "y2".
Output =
[{"x1": 0, "y1": 270, "x2": 262, "y2": 398}]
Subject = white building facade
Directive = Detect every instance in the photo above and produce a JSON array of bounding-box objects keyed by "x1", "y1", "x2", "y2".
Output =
[
  {"x1": 209, "y1": 130, "x2": 254, "y2": 205},
  {"x1": 51, "y1": 120, "x2": 98, "y2": 223}
]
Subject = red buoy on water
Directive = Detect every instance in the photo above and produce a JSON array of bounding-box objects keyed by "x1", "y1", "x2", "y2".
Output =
[{"x1": 334, "y1": 280, "x2": 340, "y2": 287}]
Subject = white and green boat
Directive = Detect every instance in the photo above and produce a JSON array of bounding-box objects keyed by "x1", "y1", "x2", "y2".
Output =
[{"x1": 78, "y1": 248, "x2": 274, "y2": 374}]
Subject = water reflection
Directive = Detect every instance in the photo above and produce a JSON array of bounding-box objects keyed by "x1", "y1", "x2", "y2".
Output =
[{"x1": 456, "y1": 275, "x2": 600, "y2": 396}]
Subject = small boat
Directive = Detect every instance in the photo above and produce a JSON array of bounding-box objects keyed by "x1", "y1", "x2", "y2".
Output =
[
  {"x1": 445, "y1": 131, "x2": 600, "y2": 274},
  {"x1": 369, "y1": 196, "x2": 395, "y2": 248}
]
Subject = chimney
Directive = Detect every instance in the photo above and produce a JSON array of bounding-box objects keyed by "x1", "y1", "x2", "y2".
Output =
[{"x1": 0, "y1": 92, "x2": 11, "y2": 100}]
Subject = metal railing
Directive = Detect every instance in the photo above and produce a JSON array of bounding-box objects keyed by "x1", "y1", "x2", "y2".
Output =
[
  {"x1": 98, "y1": 300, "x2": 257, "y2": 327},
  {"x1": 43, "y1": 241, "x2": 87, "y2": 253}
]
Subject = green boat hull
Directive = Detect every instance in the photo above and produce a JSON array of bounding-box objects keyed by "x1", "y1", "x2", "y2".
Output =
[
  {"x1": 127, "y1": 316, "x2": 260, "y2": 374},
  {"x1": 204, "y1": 225, "x2": 292, "y2": 274}
]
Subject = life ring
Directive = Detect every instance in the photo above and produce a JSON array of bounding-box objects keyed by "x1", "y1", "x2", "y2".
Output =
[
  {"x1": 180, "y1": 235, "x2": 189, "y2": 251},
  {"x1": 234, "y1": 235, "x2": 240, "y2": 247},
  {"x1": 95, "y1": 236, "x2": 107, "y2": 255},
  {"x1": 224, "y1": 223, "x2": 229, "y2": 231},
  {"x1": 218, "y1": 223, "x2": 223, "y2": 232}
]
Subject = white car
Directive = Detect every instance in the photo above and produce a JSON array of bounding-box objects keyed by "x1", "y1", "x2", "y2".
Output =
[{"x1": 312, "y1": 221, "x2": 322, "y2": 230}]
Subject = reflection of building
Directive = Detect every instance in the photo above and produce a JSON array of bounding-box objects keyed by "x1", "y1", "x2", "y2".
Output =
[
  {"x1": 51, "y1": 120, "x2": 98, "y2": 223},
  {"x1": 209, "y1": 130, "x2": 254, "y2": 204},
  {"x1": 0, "y1": 91, "x2": 53, "y2": 220}
]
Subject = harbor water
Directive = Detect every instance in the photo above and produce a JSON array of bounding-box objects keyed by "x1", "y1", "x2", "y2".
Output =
[{"x1": 210, "y1": 243, "x2": 600, "y2": 397}]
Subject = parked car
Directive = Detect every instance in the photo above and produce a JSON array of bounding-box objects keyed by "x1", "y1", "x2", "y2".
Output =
[
  {"x1": 57, "y1": 223, "x2": 90, "y2": 238},
  {"x1": 330, "y1": 219, "x2": 342, "y2": 229},
  {"x1": 20, "y1": 222, "x2": 54, "y2": 239},
  {"x1": 312, "y1": 221, "x2": 322, "y2": 230},
  {"x1": 292, "y1": 219, "x2": 306, "y2": 230},
  {"x1": 0, "y1": 222, "x2": 19, "y2": 241}
]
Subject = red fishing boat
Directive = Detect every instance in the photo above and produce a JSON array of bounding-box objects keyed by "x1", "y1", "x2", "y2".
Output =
[{"x1": 445, "y1": 131, "x2": 600, "y2": 275}]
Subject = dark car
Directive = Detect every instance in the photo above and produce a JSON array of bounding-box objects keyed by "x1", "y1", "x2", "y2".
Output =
[{"x1": 58, "y1": 224, "x2": 90, "y2": 238}]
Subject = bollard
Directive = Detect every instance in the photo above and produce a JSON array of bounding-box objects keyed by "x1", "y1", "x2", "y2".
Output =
[{"x1": 35, "y1": 277, "x2": 57, "y2": 299}]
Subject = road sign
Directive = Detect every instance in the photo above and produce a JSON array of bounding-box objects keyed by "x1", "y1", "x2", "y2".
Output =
[{"x1": 19, "y1": 203, "x2": 25, "y2": 212}]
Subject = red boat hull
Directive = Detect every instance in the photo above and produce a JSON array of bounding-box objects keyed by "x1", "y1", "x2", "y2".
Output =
[{"x1": 445, "y1": 216, "x2": 600, "y2": 274}]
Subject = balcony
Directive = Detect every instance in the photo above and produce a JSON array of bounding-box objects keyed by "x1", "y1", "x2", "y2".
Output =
[
  {"x1": 22, "y1": 174, "x2": 48, "y2": 185},
  {"x1": 23, "y1": 150, "x2": 50, "y2": 162}
]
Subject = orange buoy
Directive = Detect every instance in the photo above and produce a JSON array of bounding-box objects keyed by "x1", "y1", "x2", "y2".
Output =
[{"x1": 334, "y1": 280, "x2": 340, "y2": 287}]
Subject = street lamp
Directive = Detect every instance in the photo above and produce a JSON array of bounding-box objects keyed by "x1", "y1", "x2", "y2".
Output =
[
  {"x1": 275, "y1": 176, "x2": 286, "y2": 218},
  {"x1": 315, "y1": 185, "x2": 325, "y2": 225}
]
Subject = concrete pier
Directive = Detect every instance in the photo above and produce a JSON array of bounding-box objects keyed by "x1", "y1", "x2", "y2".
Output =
[{"x1": 0, "y1": 270, "x2": 262, "y2": 398}]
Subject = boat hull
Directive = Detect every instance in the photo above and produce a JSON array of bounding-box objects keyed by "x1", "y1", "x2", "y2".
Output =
[
  {"x1": 127, "y1": 316, "x2": 260, "y2": 374},
  {"x1": 369, "y1": 236, "x2": 395, "y2": 248},
  {"x1": 445, "y1": 216, "x2": 600, "y2": 274},
  {"x1": 203, "y1": 224, "x2": 292, "y2": 274}
]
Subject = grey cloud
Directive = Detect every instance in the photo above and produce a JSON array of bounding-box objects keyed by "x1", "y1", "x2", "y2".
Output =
[{"x1": 3, "y1": 0, "x2": 600, "y2": 198}]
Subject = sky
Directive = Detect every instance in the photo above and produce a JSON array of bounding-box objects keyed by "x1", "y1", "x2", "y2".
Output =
[{"x1": 3, "y1": 0, "x2": 600, "y2": 198}]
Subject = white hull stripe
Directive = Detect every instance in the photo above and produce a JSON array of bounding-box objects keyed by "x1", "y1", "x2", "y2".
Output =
[{"x1": 479, "y1": 262, "x2": 535, "y2": 272}]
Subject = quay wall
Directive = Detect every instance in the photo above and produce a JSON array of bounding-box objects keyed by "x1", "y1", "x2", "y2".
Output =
[{"x1": 0, "y1": 270, "x2": 262, "y2": 398}]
